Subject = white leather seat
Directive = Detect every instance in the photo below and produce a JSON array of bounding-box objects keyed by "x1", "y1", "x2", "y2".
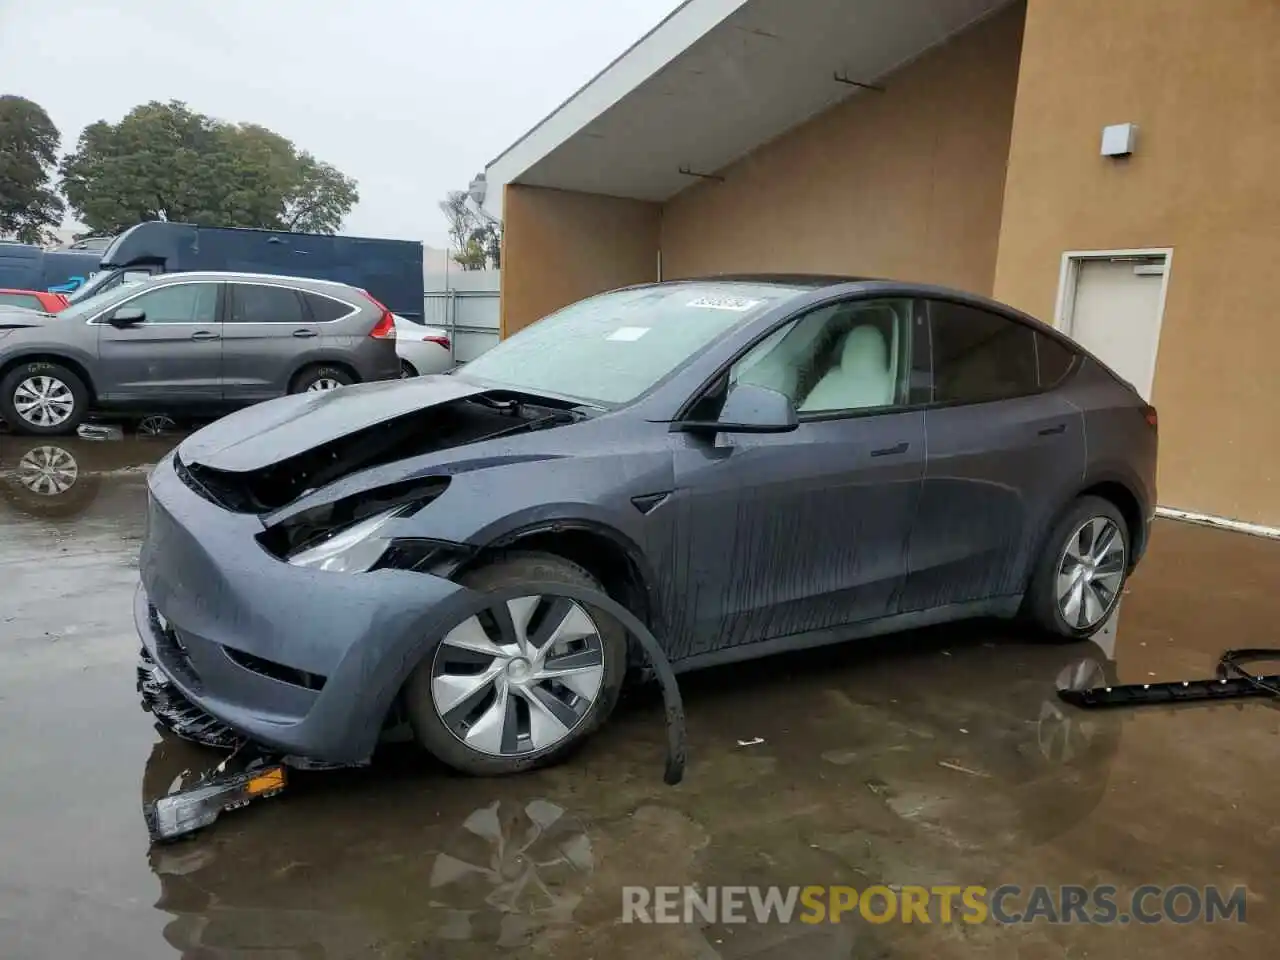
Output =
[{"x1": 798, "y1": 325, "x2": 894, "y2": 412}]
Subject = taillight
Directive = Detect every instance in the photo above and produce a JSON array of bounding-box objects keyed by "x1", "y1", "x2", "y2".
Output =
[
  {"x1": 423, "y1": 335, "x2": 450, "y2": 349},
  {"x1": 369, "y1": 311, "x2": 396, "y2": 339},
  {"x1": 358, "y1": 291, "x2": 396, "y2": 340},
  {"x1": 1142, "y1": 404, "x2": 1158, "y2": 431}
]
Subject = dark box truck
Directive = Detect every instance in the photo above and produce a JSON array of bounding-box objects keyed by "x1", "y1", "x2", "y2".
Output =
[
  {"x1": 0, "y1": 243, "x2": 102, "y2": 295},
  {"x1": 66, "y1": 222, "x2": 425, "y2": 319}
]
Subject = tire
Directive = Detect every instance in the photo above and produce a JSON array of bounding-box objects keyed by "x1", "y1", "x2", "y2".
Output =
[
  {"x1": 0, "y1": 361, "x2": 90, "y2": 436},
  {"x1": 399, "y1": 360, "x2": 418, "y2": 379},
  {"x1": 1025, "y1": 496, "x2": 1130, "y2": 641},
  {"x1": 289, "y1": 364, "x2": 356, "y2": 394},
  {"x1": 404, "y1": 551, "x2": 628, "y2": 776}
]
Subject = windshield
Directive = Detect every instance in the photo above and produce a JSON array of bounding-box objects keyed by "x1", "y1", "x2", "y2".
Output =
[
  {"x1": 66, "y1": 269, "x2": 118, "y2": 303},
  {"x1": 56, "y1": 280, "x2": 142, "y2": 321},
  {"x1": 455, "y1": 282, "x2": 796, "y2": 406}
]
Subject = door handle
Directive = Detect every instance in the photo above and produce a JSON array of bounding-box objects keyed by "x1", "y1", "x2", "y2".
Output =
[
  {"x1": 190, "y1": 330, "x2": 220, "y2": 341},
  {"x1": 870, "y1": 441, "x2": 910, "y2": 457},
  {"x1": 292, "y1": 329, "x2": 317, "y2": 339},
  {"x1": 1038, "y1": 423, "x2": 1067, "y2": 436}
]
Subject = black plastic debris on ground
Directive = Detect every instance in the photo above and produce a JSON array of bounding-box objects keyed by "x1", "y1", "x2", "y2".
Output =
[{"x1": 1058, "y1": 648, "x2": 1280, "y2": 709}]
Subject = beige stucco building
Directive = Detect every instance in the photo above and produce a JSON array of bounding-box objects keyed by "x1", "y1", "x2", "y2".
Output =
[{"x1": 483, "y1": 0, "x2": 1280, "y2": 529}]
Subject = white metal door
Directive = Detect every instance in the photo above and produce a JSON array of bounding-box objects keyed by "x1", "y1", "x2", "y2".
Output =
[{"x1": 1064, "y1": 256, "x2": 1167, "y2": 400}]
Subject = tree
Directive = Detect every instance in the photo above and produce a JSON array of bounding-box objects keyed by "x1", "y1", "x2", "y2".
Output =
[
  {"x1": 59, "y1": 100, "x2": 359, "y2": 235},
  {"x1": 0, "y1": 95, "x2": 66, "y2": 245},
  {"x1": 438, "y1": 189, "x2": 500, "y2": 270},
  {"x1": 281, "y1": 155, "x2": 359, "y2": 233}
]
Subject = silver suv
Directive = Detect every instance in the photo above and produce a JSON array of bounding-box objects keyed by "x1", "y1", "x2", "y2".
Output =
[{"x1": 0, "y1": 271, "x2": 401, "y2": 435}]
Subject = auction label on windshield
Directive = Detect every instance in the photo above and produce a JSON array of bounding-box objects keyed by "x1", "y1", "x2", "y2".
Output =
[{"x1": 686, "y1": 296, "x2": 763, "y2": 312}]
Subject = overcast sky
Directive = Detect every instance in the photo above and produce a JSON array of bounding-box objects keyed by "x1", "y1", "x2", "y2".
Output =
[{"x1": 0, "y1": 0, "x2": 677, "y2": 247}]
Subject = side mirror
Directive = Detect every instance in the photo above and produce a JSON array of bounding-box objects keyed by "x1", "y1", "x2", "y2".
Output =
[
  {"x1": 677, "y1": 382, "x2": 799, "y2": 435},
  {"x1": 107, "y1": 307, "x2": 145, "y2": 328}
]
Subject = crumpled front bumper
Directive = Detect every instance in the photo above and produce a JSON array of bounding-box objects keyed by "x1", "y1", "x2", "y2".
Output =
[{"x1": 134, "y1": 453, "x2": 483, "y2": 765}]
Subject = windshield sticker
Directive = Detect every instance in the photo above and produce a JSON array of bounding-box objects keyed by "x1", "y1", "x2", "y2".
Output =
[
  {"x1": 607, "y1": 326, "x2": 650, "y2": 342},
  {"x1": 686, "y1": 296, "x2": 764, "y2": 312}
]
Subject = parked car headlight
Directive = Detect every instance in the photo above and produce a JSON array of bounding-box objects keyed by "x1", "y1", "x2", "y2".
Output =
[{"x1": 287, "y1": 506, "x2": 404, "y2": 573}]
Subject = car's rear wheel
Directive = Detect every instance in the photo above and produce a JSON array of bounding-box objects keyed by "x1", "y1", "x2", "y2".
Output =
[
  {"x1": 0, "y1": 362, "x2": 90, "y2": 436},
  {"x1": 289, "y1": 365, "x2": 355, "y2": 394},
  {"x1": 1025, "y1": 496, "x2": 1129, "y2": 641},
  {"x1": 400, "y1": 360, "x2": 418, "y2": 379},
  {"x1": 404, "y1": 552, "x2": 627, "y2": 776}
]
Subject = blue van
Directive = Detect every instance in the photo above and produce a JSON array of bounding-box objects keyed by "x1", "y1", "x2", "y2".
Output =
[
  {"x1": 66, "y1": 222, "x2": 425, "y2": 319},
  {"x1": 0, "y1": 243, "x2": 102, "y2": 295}
]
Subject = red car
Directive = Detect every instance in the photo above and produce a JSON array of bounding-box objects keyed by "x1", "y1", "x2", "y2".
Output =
[{"x1": 0, "y1": 288, "x2": 70, "y2": 313}]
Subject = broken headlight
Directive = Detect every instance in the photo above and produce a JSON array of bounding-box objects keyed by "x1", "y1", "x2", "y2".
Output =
[{"x1": 286, "y1": 505, "x2": 406, "y2": 573}]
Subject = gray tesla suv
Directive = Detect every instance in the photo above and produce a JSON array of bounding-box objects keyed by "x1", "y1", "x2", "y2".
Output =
[
  {"x1": 0, "y1": 271, "x2": 401, "y2": 435},
  {"x1": 134, "y1": 276, "x2": 1157, "y2": 777}
]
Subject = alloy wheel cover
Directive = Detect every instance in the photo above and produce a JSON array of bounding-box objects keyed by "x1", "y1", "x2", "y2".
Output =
[
  {"x1": 430, "y1": 594, "x2": 606, "y2": 758},
  {"x1": 13, "y1": 375, "x2": 75, "y2": 427}
]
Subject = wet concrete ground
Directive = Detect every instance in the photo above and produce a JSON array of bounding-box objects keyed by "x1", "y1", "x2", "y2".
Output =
[{"x1": 1, "y1": 431, "x2": 1278, "y2": 958}]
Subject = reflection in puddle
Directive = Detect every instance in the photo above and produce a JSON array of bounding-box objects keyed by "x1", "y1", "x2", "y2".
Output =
[
  {"x1": 130, "y1": 608, "x2": 1128, "y2": 956},
  {"x1": 429, "y1": 799, "x2": 594, "y2": 947},
  {"x1": 141, "y1": 736, "x2": 597, "y2": 954},
  {"x1": 15, "y1": 444, "x2": 80, "y2": 495},
  {"x1": 0, "y1": 432, "x2": 178, "y2": 520}
]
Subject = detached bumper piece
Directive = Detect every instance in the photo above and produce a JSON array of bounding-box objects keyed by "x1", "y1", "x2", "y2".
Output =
[
  {"x1": 145, "y1": 746, "x2": 287, "y2": 843},
  {"x1": 1058, "y1": 648, "x2": 1280, "y2": 709},
  {"x1": 138, "y1": 648, "x2": 349, "y2": 843}
]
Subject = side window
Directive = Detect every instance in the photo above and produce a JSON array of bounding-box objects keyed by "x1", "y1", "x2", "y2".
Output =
[
  {"x1": 927, "y1": 301, "x2": 1038, "y2": 404},
  {"x1": 230, "y1": 284, "x2": 305, "y2": 324},
  {"x1": 1035, "y1": 332, "x2": 1078, "y2": 388},
  {"x1": 727, "y1": 298, "x2": 924, "y2": 415},
  {"x1": 303, "y1": 291, "x2": 356, "y2": 323},
  {"x1": 115, "y1": 283, "x2": 218, "y2": 324}
]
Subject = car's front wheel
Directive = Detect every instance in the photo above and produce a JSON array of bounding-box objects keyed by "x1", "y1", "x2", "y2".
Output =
[
  {"x1": 404, "y1": 552, "x2": 627, "y2": 776},
  {"x1": 1025, "y1": 496, "x2": 1130, "y2": 641},
  {"x1": 0, "y1": 361, "x2": 90, "y2": 436}
]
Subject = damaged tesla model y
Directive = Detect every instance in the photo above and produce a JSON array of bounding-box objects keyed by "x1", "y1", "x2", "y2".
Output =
[{"x1": 135, "y1": 276, "x2": 1157, "y2": 776}]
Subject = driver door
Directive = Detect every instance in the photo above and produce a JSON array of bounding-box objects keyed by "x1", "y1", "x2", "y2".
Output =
[
  {"x1": 664, "y1": 297, "x2": 932, "y2": 664},
  {"x1": 93, "y1": 281, "x2": 224, "y2": 404}
]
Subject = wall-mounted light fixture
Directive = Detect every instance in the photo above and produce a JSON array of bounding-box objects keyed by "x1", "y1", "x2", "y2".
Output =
[{"x1": 1101, "y1": 123, "x2": 1138, "y2": 158}]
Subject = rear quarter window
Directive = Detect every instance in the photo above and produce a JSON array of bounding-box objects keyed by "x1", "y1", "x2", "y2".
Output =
[
  {"x1": 927, "y1": 300, "x2": 1038, "y2": 404},
  {"x1": 304, "y1": 292, "x2": 357, "y2": 323},
  {"x1": 1036, "y1": 333, "x2": 1078, "y2": 388}
]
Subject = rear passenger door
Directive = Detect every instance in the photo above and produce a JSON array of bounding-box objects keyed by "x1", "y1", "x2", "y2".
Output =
[
  {"x1": 220, "y1": 282, "x2": 316, "y2": 401},
  {"x1": 900, "y1": 300, "x2": 1086, "y2": 612}
]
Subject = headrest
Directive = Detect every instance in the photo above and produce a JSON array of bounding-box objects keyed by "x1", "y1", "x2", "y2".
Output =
[{"x1": 841, "y1": 324, "x2": 888, "y2": 373}]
